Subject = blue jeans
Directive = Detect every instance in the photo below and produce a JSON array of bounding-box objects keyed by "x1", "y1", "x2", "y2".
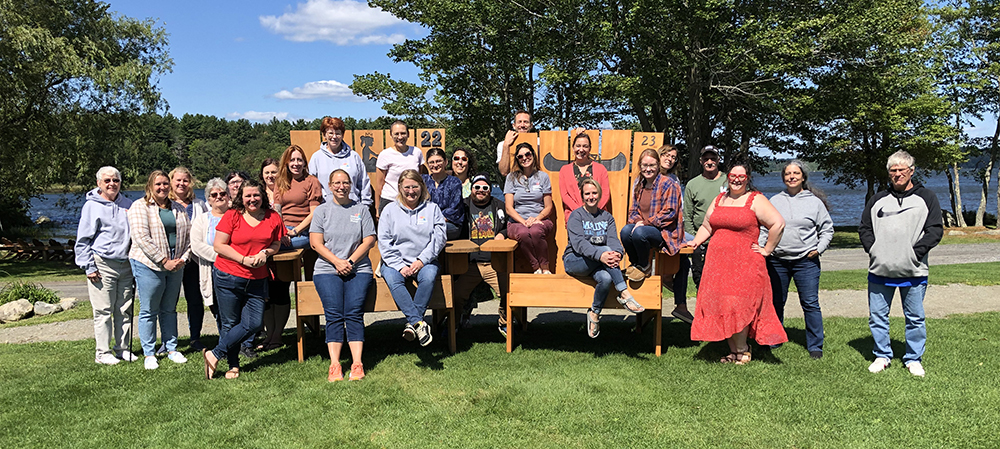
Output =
[
  {"x1": 868, "y1": 282, "x2": 927, "y2": 364},
  {"x1": 130, "y1": 259, "x2": 184, "y2": 356},
  {"x1": 380, "y1": 261, "x2": 440, "y2": 325},
  {"x1": 212, "y1": 268, "x2": 268, "y2": 369},
  {"x1": 619, "y1": 224, "x2": 664, "y2": 268},
  {"x1": 445, "y1": 221, "x2": 460, "y2": 241},
  {"x1": 315, "y1": 272, "x2": 372, "y2": 343},
  {"x1": 767, "y1": 256, "x2": 824, "y2": 352},
  {"x1": 563, "y1": 247, "x2": 628, "y2": 314},
  {"x1": 281, "y1": 225, "x2": 310, "y2": 250},
  {"x1": 673, "y1": 255, "x2": 690, "y2": 306}
]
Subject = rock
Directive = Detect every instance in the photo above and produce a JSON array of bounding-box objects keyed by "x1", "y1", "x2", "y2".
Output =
[
  {"x1": 33, "y1": 301, "x2": 62, "y2": 316},
  {"x1": 948, "y1": 230, "x2": 966, "y2": 236},
  {"x1": 34, "y1": 215, "x2": 52, "y2": 226},
  {"x1": 974, "y1": 229, "x2": 1000, "y2": 235},
  {"x1": 59, "y1": 297, "x2": 79, "y2": 310},
  {"x1": 0, "y1": 299, "x2": 34, "y2": 323}
]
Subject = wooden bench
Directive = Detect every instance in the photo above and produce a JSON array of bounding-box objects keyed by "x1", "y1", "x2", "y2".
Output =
[{"x1": 502, "y1": 130, "x2": 689, "y2": 356}]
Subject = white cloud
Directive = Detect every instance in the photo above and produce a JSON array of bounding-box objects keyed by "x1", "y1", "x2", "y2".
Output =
[
  {"x1": 260, "y1": 0, "x2": 409, "y2": 46},
  {"x1": 226, "y1": 111, "x2": 291, "y2": 122},
  {"x1": 272, "y1": 79, "x2": 364, "y2": 101}
]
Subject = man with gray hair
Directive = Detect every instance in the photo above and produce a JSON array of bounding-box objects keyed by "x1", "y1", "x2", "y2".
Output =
[{"x1": 859, "y1": 150, "x2": 942, "y2": 377}]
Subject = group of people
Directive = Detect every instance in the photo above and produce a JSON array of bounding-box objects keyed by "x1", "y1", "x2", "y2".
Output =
[{"x1": 75, "y1": 110, "x2": 942, "y2": 380}]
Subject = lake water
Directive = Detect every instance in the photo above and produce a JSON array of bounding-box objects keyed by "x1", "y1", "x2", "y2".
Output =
[{"x1": 28, "y1": 171, "x2": 998, "y2": 239}]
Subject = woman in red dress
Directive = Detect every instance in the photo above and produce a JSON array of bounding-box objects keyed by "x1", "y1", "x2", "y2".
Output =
[{"x1": 685, "y1": 163, "x2": 787, "y2": 364}]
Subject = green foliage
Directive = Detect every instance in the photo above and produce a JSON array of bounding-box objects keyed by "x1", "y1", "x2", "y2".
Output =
[
  {"x1": 0, "y1": 0, "x2": 171, "y2": 228},
  {"x1": 0, "y1": 281, "x2": 60, "y2": 305}
]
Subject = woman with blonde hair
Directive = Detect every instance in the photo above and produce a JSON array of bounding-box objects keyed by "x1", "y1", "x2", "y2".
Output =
[
  {"x1": 128, "y1": 170, "x2": 191, "y2": 370},
  {"x1": 168, "y1": 166, "x2": 211, "y2": 350},
  {"x1": 377, "y1": 169, "x2": 446, "y2": 346}
]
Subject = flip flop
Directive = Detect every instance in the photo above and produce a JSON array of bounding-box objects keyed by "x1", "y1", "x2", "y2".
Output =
[
  {"x1": 225, "y1": 368, "x2": 240, "y2": 380},
  {"x1": 202, "y1": 349, "x2": 216, "y2": 380},
  {"x1": 617, "y1": 294, "x2": 645, "y2": 314}
]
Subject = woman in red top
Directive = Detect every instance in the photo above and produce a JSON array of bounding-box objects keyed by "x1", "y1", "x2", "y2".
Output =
[
  {"x1": 202, "y1": 178, "x2": 285, "y2": 379},
  {"x1": 558, "y1": 132, "x2": 610, "y2": 223},
  {"x1": 259, "y1": 145, "x2": 323, "y2": 351}
]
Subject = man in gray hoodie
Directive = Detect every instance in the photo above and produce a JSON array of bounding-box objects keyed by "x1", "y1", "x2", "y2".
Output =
[
  {"x1": 859, "y1": 151, "x2": 942, "y2": 377},
  {"x1": 75, "y1": 166, "x2": 136, "y2": 365}
]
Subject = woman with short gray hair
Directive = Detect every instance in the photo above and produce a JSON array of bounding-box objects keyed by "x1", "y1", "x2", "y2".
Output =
[
  {"x1": 188, "y1": 177, "x2": 230, "y2": 348},
  {"x1": 76, "y1": 166, "x2": 136, "y2": 365}
]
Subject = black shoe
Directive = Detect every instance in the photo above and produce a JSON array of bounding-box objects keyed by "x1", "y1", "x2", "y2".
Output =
[
  {"x1": 809, "y1": 351, "x2": 823, "y2": 359},
  {"x1": 189, "y1": 340, "x2": 206, "y2": 351},
  {"x1": 239, "y1": 345, "x2": 258, "y2": 359}
]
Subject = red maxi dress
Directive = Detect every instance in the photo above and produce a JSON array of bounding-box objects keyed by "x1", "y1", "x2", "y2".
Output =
[{"x1": 690, "y1": 192, "x2": 788, "y2": 345}]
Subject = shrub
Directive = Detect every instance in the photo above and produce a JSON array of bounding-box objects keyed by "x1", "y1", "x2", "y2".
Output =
[{"x1": 0, "y1": 281, "x2": 60, "y2": 305}]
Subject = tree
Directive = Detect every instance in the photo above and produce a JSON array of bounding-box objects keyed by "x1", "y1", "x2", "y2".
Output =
[{"x1": 0, "y1": 0, "x2": 171, "y2": 230}]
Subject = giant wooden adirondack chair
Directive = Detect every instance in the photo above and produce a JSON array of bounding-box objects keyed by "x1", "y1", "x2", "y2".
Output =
[
  {"x1": 502, "y1": 130, "x2": 688, "y2": 356},
  {"x1": 285, "y1": 128, "x2": 470, "y2": 360}
]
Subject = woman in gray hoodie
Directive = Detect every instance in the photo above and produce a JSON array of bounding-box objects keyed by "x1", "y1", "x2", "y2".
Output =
[
  {"x1": 378, "y1": 170, "x2": 446, "y2": 347},
  {"x1": 76, "y1": 166, "x2": 135, "y2": 365},
  {"x1": 763, "y1": 160, "x2": 833, "y2": 359}
]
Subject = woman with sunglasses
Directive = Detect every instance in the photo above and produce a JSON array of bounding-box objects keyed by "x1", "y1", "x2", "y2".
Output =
[
  {"x1": 684, "y1": 163, "x2": 787, "y2": 365},
  {"x1": 450, "y1": 148, "x2": 474, "y2": 199},
  {"x1": 423, "y1": 148, "x2": 464, "y2": 240},
  {"x1": 504, "y1": 142, "x2": 554, "y2": 274},
  {"x1": 76, "y1": 166, "x2": 136, "y2": 365},
  {"x1": 189, "y1": 178, "x2": 230, "y2": 341},
  {"x1": 558, "y1": 132, "x2": 610, "y2": 223}
]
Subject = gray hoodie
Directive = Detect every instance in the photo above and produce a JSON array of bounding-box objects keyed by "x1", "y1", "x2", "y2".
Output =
[
  {"x1": 308, "y1": 141, "x2": 373, "y2": 206},
  {"x1": 763, "y1": 189, "x2": 834, "y2": 260},
  {"x1": 564, "y1": 207, "x2": 624, "y2": 261},
  {"x1": 377, "y1": 200, "x2": 446, "y2": 271},
  {"x1": 75, "y1": 188, "x2": 133, "y2": 274}
]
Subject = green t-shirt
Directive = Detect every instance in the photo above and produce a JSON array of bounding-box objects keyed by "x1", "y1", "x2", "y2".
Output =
[
  {"x1": 683, "y1": 174, "x2": 727, "y2": 235},
  {"x1": 158, "y1": 207, "x2": 177, "y2": 249}
]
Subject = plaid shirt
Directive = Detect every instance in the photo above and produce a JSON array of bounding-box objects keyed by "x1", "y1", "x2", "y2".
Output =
[
  {"x1": 628, "y1": 173, "x2": 684, "y2": 255},
  {"x1": 127, "y1": 200, "x2": 191, "y2": 270}
]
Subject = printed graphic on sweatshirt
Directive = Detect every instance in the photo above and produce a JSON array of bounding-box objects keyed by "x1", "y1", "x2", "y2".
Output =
[
  {"x1": 471, "y1": 211, "x2": 496, "y2": 240},
  {"x1": 583, "y1": 220, "x2": 608, "y2": 245}
]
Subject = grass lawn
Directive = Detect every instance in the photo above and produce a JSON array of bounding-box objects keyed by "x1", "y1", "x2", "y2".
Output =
[
  {"x1": 1, "y1": 313, "x2": 998, "y2": 448},
  {"x1": 0, "y1": 259, "x2": 80, "y2": 282}
]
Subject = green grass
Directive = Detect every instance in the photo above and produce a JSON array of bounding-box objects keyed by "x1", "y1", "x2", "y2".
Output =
[
  {"x1": 1, "y1": 313, "x2": 998, "y2": 448},
  {"x1": 0, "y1": 259, "x2": 80, "y2": 282},
  {"x1": 830, "y1": 225, "x2": 1000, "y2": 249}
]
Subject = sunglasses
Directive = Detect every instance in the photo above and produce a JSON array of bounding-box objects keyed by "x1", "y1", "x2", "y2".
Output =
[
  {"x1": 516, "y1": 153, "x2": 533, "y2": 160},
  {"x1": 101, "y1": 178, "x2": 121, "y2": 184},
  {"x1": 728, "y1": 174, "x2": 747, "y2": 181},
  {"x1": 453, "y1": 156, "x2": 468, "y2": 162},
  {"x1": 472, "y1": 185, "x2": 490, "y2": 191},
  {"x1": 209, "y1": 192, "x2": 227, "y2": 199}
]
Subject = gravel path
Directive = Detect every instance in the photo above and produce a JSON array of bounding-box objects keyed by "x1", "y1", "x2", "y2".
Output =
[{"x1": 3, "y1": 242, "x2": 999, "y2": 345}]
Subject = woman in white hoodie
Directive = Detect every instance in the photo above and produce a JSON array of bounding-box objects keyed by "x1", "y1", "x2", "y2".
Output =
[
  {"x1": 763, "y1": 160, "x2": 833, "y2": 359},
  {"x1": 189, "y1": 178, "x2": 230, "y2": 342}
]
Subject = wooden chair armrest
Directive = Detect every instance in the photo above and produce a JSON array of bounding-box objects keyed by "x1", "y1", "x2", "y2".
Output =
[
  {"x1": 480, "y1": 239, "x2": 518, "y2": 253},
  {"x1": 445, "y1": 239, "x2": 479, "y2": 254},
  {"x1": 272, "y1": 248, "x2": 304, "y2": 262}
]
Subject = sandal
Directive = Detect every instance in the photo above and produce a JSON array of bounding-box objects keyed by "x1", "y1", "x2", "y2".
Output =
[
  {"x1": 617, "y1": 293, "x2": 645, "y2": 314},
  {"x1": 720, "y1": 352, "x2": 739, "y2": 364},
  {"x1": 733, "y1": 347, "x2": 752, "y2": 365},
  {"x1": 225, "y1": 368, "x2": 240, "y2": 380},
  {"x1": 202, "y1": 349, "x2": 217, "y2": 380},
  {"x1": 586, "y1": 309, "x2": 600, "y2": 338},
  {"x1": 255, "y1": 342, "x2": 282, "y2": 351}
]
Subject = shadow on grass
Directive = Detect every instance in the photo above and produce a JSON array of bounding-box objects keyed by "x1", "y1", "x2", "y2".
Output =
[{"x1": 847, "y1": 335, "x2": 906, "y2": 361}]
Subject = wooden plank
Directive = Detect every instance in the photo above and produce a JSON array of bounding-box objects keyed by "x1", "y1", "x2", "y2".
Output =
[
  {"x1": 599, "y1": 130, "x2": 633, "y2": 237},
  {"x1": 291, "y1": 130, "x2": 322, "y2": 162},
  {"x1": 507, "y1": 274, "x2": 662, "y2": 310},
  {"x1": 631, "y1": 132, "x2": 664, "y2": 186},
  {"x1": 538, "y1": 130, "x2": 569, "y2": 274},
  {"x1": 415, "y1": 128, "x2": 446, "y2": 153},
  {"x1": 480, "y1": 239, "x2": 517, "y2": 253},
  {"x1": 353, "y1": 130, "x2": 384, "y2": 178},
  {"x1": 444, "y1": 239, "x2": 479, "y2": 254}
]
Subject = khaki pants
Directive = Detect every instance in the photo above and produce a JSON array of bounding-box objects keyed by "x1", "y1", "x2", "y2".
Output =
[
  {"x1": 452, "y1": 262, "x2": 507, "y2": 325},
  {"x1": 88, "y1": 256, "x2": 135, "y2": 357}
]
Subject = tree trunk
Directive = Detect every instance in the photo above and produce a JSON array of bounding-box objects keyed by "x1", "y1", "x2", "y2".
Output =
[
  {"x1": 976, "y1": 156, "x2": 991, "y2": 227},
  {"x1": 686, "y1": 63, "x2": 707, "y2": 180},
  {"x1": 992, "y1": 119, "x2": 1000, "y2": 228},
  {"x1": 951, "y1": 162, "x2": 967, "y2": 227}
]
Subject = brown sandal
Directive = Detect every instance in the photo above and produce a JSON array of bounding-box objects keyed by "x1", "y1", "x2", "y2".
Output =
[
  {"x1": 733, "y1": 347, "x2": 752, "y2": 365},
  {"x1": 202, "y1": 349, "x2": 217, "y2": 380},
  {"x1": 720, "y1": 352, "x2": 739, "y2": 364},
  {"x1": 225, "y1": 368, "x2": 240, "y2": 380}
]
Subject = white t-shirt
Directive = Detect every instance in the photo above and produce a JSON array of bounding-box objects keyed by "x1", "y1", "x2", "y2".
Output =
[
  {"x1": 495, "y1": 141, "x2": 505, "y2": 164},
  {"x1": 376, "y1": 145, "x2": 424, "y2": 201}
]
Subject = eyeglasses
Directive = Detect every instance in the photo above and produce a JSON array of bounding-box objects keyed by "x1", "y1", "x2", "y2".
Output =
[
  {"x1": 472, "y1": 185, "x2": 490, "y2": 191},
  {"x1": 453, "y1": 156, "x2": 468, "y2": 162},
  {"x1": 516, "y1": 153, "x2": 533, "y2": 161},
  {"x1": 640, "y1": 164, "x2": 658, "y2": 170},
  {"x1": 209, "y1": 192, "x2": 227, "y2": 199},
  {"x1": 101, "y1": 178, "x2": 120, "y2": 184},
  {"x1": 331, "y1": 181, "x2": 351, "y2": 187},
  {"x1": 728, "y1": 174, "x2": 747, "y2": 181}
]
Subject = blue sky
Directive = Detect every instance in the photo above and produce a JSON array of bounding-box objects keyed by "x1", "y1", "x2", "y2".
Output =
[
  {"x1": 107, "y1": 0, "x2": 426, "y2": 122},
  {"x1": 106, "y1": 0, "x2": 997, "y2": 140}
]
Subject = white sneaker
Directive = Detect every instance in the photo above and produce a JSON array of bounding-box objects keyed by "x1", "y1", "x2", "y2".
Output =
[
  {"x1": 95, "y1": 353, "x2": 120, "y2": 366},
  {"x1": 116, "y1": 351, "x2": 139, "y2": 362},
  {"x1": 167, "y1": 351, "x2": 188, "y2": 364},
  {"x1": 906, "y1": 361, "x2": 925, "y2": 377},
  {"x1": 868, "y1": 357, "x2": 891, "y2": 373},
  {"x1": 144, "y1": 356, "x2": 159, "y2": 370}
]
